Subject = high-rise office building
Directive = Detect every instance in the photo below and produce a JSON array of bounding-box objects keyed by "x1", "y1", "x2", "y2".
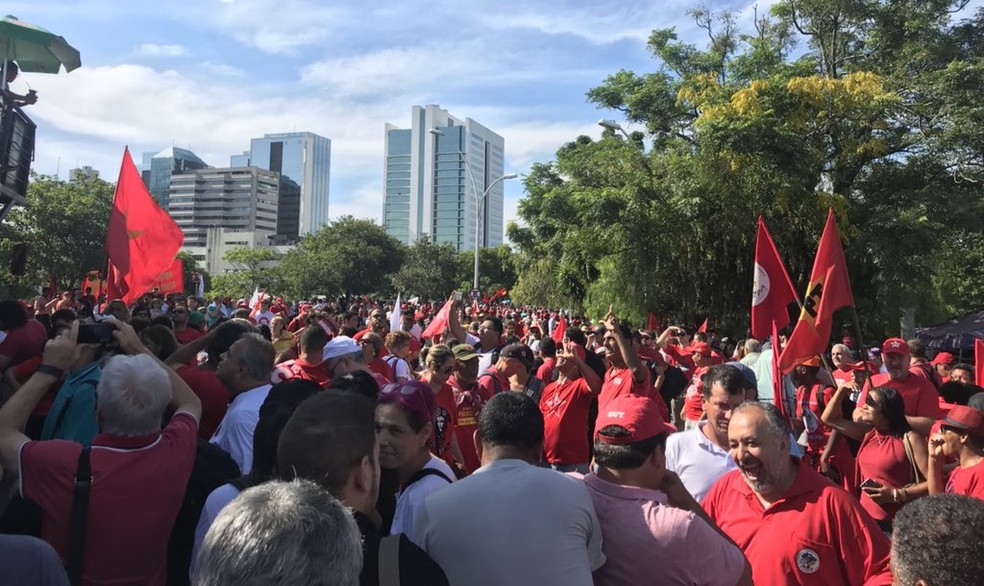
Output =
[
  {"x1": 69, "y1": 166, "x2": 99, "y2": 181},
  {"x1": 168, "y1": 167, "x2": 279, "y2": 248},
  {"x1": 383, "y1": 104, "x2": 506, "y2": 251},
  {"x1": 147, "y1": 146, "x2": 209, "y2": 209},
  {"x1": 244, "y1": 132, "x2": 331, "y2": 241}
]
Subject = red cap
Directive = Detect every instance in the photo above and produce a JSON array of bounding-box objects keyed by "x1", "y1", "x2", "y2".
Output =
[
  {"x1": 943, "y1": 405, "x2": 984, "y2": 437},
  {"x1": 595, "y1": 396, "x2": 675, "y2": 444},
  {"x1": 300, "y1": 303, "x2": 312, "y2": 311},
  {"x1": 798, "y1": 356, "x2": 821, "y2": 367},
  {"x1": 850, "y1": 360, "x2": 877, "y2": 374},
  {"x1": 931, "y1": 352, "x2": 955, "y2": 366},
  {"x1": 882, "y1": 338, "x2": 909, "y2": 355},
  {"x1": 687, "y1": 342, "x2": 712, "y2": 357}
]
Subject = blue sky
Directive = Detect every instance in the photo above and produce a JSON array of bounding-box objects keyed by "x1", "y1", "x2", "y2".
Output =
[{"x1": 10, "y1": 0, "x2": 982, "y2": 233}]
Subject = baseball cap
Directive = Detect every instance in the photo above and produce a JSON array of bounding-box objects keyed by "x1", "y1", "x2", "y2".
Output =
[
  {"x1": 323, "y1": 336, "x2": 360, "y2": 361},
  {"x1": 882, "y1": 338, "x2": 909, "y2": 355},
  {"x1": 378, "y1": 381, "x2": 437, "y2": 425},
  {"x1": 452, "y1": 344, "x2": 480, "y2": 362},
  {"x1": 943, "y1": 405, "x2": 984, "y2": 437},
  {"x1": 867, "y1": 347, "x2": 882, "y2": 358},
  {"x1": 687, "y1": 342, "x2": 712, "y2": 357},
  {"x1": 595, "y1": 396, "x2": 675, "y2": 444},
  {"x1": 300, "y1": 303, "x2": 312, "y2": 312},
  {"x1": 798, "y1": 356, "x2": 821, "y2": 367},
  {"x1": 500, "y1": 344, "x2": 534, "y2": 369},
  {"x1": 931, "y1": 352, "x2": 955, "y2": 366},
  {"x1": 725, "y1": 362, "x2": 757, "y2": 388}
]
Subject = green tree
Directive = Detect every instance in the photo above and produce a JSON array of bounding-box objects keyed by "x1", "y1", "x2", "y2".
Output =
[
  {"x1": 392, "y1": 239, "x2": 457, "y2": 301},
  {"x1": 511, "y1": 3, "x2": 984, "y2": 335},
  {"x1": 0, "y1": 174, "x2": 114, "y2": 292},
  {"x1": 454, "y1": 244, "x2": 519, "y2": 294},
  {"x1": 274, "y1": 216, "x2": 405, "y2": 299},
  {"x1": 223, "y1": 246, "x2": 280, "y2": 291}
]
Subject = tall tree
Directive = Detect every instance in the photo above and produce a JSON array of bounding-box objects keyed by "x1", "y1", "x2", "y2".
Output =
[
  {"x1": 392, "y1": 239, "x2": 458, "y2": 301},
  {"x1": 223, "y1": 246, "x2": 280, "y2": 292}
]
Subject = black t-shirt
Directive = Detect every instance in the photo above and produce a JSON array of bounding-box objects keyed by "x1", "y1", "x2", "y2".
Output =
[{"x1": 354, "y1": 512, "x2": 449, "y2": 586}]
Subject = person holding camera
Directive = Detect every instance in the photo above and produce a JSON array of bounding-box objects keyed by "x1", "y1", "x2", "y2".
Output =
[{"x1": 0, "y1": 319, "x2": 202, "y2": 585}]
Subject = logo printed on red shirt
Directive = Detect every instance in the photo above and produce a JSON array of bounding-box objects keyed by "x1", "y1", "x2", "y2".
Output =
[{"x1": 796, "y1": 548, "x2": 821, "y2": 574}]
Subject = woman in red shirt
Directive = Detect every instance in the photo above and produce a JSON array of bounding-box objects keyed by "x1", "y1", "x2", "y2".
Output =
[
  {"x1": 822, "y1": 384, "x2": 929, "y2": 532},
  {"x1": 419, "y1": 344, "x2": 465, "y2": 474},
  {"x1": 928, "y1": 404, "x2": 984, "y2": 500}
]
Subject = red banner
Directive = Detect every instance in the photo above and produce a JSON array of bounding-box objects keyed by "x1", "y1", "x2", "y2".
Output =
[
  {"x1": 152, "y1": 259, "x2": 184, "y2": 294},
  {"x1": 751, "y1": 216, "x2": 799, "y2": 340}
]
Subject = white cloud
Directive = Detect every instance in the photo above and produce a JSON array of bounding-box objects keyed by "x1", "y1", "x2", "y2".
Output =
[{"x1": 132, "y1": 43, "x2": 189, "y2": 58}]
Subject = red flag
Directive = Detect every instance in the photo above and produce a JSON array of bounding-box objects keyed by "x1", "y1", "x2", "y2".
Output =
[
  {"x1": 471, "y1": 299, "x2": 479, "y2": 317},
  {"x1": 772, "y1": 320, "x2": 788, "y2": 418},
  {"x1": 976, "y1": 339, "x2": 984, "y2": 387},
  {"x1": 778, "y1": 209, "x2": 855, "y2": 373},
  {"x1": 152, "y1": 258, "x2": 184, "y2": 294},
  {"x1": 751, "y1": 216, "x2": 799, "y2": 340},
  {"x1": 647, "y1": 312, "x2": 660, "y2": 332},
  {"x1": 422, "y1": 298, "x2": 454, "y2": 339},
  {"x1": 552, "y1": 316, "x2": 567, "y2": 343},
  {"x1": 105, "y1": 148, "x2": 184, "y2": 305},
  {"x1": 698, "y1": 318, "x2": 708, "y2": 333}
]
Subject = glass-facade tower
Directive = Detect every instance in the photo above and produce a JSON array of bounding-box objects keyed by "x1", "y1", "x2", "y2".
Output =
[{"x1": 148, "y1": 146, "x2": 208, "y2": 210}]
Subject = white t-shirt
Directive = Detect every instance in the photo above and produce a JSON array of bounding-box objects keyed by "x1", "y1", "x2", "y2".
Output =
[
  {"x1": 190, "y1": 482, "x2": 241, "y2": 579},
  {"x1": 664, "y1": 421, "x2": 737, "y2": 503},
  {"x1": 252, "y1": 310, "x2": 275, "y2": 326},
  {"x1": 385, "y1": 355, "x2": 414, "y2": 381},
  {"x1": 210, "y1": 384, "x2": 272, "y2": 474},
  {"x1": 391, "y1": 455, "x2": 454, "y2": 537}
]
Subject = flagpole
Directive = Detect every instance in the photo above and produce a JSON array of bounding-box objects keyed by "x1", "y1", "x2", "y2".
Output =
[{"x1": 849, "y1": 306, "x2": 874, "y2": 390}]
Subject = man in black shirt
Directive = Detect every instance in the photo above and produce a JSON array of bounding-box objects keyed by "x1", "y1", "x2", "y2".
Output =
[{"x1": 277, "y1": 391, "x2": 448, "y2": 586}]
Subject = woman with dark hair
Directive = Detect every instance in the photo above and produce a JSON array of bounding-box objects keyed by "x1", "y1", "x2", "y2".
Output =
[
  {"x1": 376, "y1": 381, "x2": 454, "y2": 536},
  {"x1": 139, "y1": 324, "x2": 179, "y2": 361},
  {"x1": 822, "y1": 384, "x2": 929, "y2": 531}
]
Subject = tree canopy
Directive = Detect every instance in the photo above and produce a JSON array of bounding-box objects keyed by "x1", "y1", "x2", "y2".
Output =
[{"x1": 510, "y1": 1, "x2": 984, "y2": 336}]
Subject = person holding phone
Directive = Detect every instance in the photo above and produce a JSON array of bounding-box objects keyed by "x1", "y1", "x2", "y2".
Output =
[{"x1": 821, "y1": 384, "x2": 929, "y2": 532}]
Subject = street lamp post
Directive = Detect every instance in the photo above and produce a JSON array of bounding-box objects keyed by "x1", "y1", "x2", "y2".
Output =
[
  {"x1": 429, "y1": 127, "x2": 518, "y2": 292},
  {"x1": 598, "y1": 118, "x2": 632, "y2": 139}
]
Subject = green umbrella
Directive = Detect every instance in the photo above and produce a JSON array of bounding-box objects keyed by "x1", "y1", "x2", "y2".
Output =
[{"x1": 0, "y1": 14, "x2": 81, "y2": 74}]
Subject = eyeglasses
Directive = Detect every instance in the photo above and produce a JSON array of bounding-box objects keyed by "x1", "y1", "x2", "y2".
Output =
[{"x1": 382, "y1": 383, "x2": 423, "y2": 397}]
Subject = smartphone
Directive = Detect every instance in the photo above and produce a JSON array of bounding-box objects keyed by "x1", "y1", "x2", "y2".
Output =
[
  {"x1": 453, "y1": 292, "x2": 463, "y2": 303},
  {"x1": 78, "y1": 323, "x2": 116, "y2": 345},
  {"x1": 859, "y1": 479, "x2": 880, "y2": 489}
]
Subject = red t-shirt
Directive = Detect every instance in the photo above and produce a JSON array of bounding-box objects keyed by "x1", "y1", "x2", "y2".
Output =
[
  {"x1": 860, "y1": 373, "x2": 940, "y2": 419},
  {"x1": 663, "y1": 344, "x2": 696, "y2": 371},
  {"x1": 832, "y1": 367, "x2": 854, "y2": 386},
  {"x1": 600, "y1": 366, "x2": 651, "y2": 411},
  {"x1": 683, "y1": 366, "x2": 709, "y2": 422},
  {"x1": 270, "y1": 358, "x2": 330, "y2": 388},
  {"x1": 477, "y1": 367, "x2": 509, "y2": 401},
  {"x1": 540, "y1": 377, "x2": 596, "y2": 465},
  {"x1": 368, "y1": 356, "x2": 395, "y2": 382},
  {"x1": 854, "y1": 431, "x2": 911, "y2": 521},
  {"x1": 448, "y1": 376, "x2": 482, "y2": 474},
  {"x1": 0, "y1": 319, "x2": 47, "y2": 367},
  {"x1": 946, "y1": 458, "x2": 984, "y2": 500},
  {"x1": 370, "y1": 371, "x2": 392, "y2": 390},
  {"x1": 175, "y1": 366, "x2": 229, "y2": 439},
  {"x1": 703, "y1": 460, "x2": 893, "y2": 585},
  {"x1": 20, "y1": 412, "x2": 199, "y2": 586},
  {"x1": 431, "y1": 383, "x2": 457, "y2": 469},
  {"x1": 536, "y1": 357, "x2": 556, "y2": 384},
  {"x1": 173, "y1": 327, "x2": 203, "y2": 345}
]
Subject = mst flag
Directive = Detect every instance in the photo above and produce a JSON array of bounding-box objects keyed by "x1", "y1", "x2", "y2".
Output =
[
  {"x1": 105, "y1": 148, "x2": 184, "y2": 305},
  {"x1": 422, "y1": 298, "x2": 454, "y2": 339},
  {"x1": 751, "y1": 216, "x2": 799, "y2": 340},
  {"x1": 552, "y1": 316, "x2": 567, "y2": 343},
  {"x1": 778, "y1": 209, "x2": 855, "y2": 373}
]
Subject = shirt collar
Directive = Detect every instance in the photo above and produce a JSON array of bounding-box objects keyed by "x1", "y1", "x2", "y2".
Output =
[
  {"x1": 731, "y1": 457, "x2": 812, "y2": 506},
  {"x1": 91, "y1": 430, "x2": 160, "y2": 450},
  {"x1": 584, "y1": 472, "x2": 668, "y2": 503}
]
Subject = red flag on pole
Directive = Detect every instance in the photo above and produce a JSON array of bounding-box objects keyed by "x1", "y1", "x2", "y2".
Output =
[
  {"x1": 772, "y1": 320, "x2": 788, "y2": 418},
  {"x1": 552, "y1": 316, "x2": 567, "y2": 343},
  {"x1": 778, "y1": 209, "x2": 855, "y2": 373},
  {"x1": 698, "y1": 318, "x2": 708, "y2": 333},
  {"x1": 152, "y1": 258, "x2": 184, "y2": 294},
  {"x1": 422, "y1": 298, "x2": 454, "y2": 339},
  {"x1": 647, "y1": 312, "x2": 660, "y2": 332},
  {"x1": 105, "y1": 148, "x2": 184, "y2": 305},
  {"x1": 751, "y1": 216, "x2": 799, "y2": 340},
  {"x1": 975, "y1": 339, "x2": 984, "y2": 387}
]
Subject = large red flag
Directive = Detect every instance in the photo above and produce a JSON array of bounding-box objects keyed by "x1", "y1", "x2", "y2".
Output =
[
  {"x1": 778, "y1": 209, "x2": 854, "y2": 373},
  {"x1": 751, "y1": 216, "x2": 799, "y2": 340},
  {"x1": 422, "y1": 298, "x2": 454, "y2": 339},
  {"x1": 105, "y1": 148, "x2": 184, "y2": 305},
  {"x1": 552, "y1": 316, "x2": 567, "y2": 343},
  {"x1": 975, "y1": 339, "x2": 984, "y2": 387}
]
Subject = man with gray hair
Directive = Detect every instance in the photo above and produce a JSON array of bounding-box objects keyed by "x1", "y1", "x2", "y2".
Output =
[
  {"x1": 211, "y1": 332, "x2": 275, "y2": 473},
  {"x1": 194, "y1": 479, "x2": 362, "y2": 586},
  {"x1": 0, "y1": 319, "x2": 202, "y2": 585},
  {"x1": 702, "y1": 401, "x2": 892, "y2": 584},
  {"x1": 738, "y1": 338, "x2": 762, "y2": 367},
  {"x1": 830, "y1": 343, "x2": 855, "y2": 385}
]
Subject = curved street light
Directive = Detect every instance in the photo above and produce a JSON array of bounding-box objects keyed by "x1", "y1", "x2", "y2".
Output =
[
  {"x1": 598, "y1": 118, "x2": 632, "y2": 139},
  {"x1": 429, "y1": 127, "x2": 518, "y2": 291}
]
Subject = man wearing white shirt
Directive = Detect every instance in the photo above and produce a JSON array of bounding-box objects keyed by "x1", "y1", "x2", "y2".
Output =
[
  {"x1": 664, "y1": 365, "x2": 745, "y2": 502},
  {"x1": 210, "y1": 333, "x2": 275, "y2": 473}
]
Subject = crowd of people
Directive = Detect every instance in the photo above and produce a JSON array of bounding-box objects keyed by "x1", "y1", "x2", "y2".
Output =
[{"x1": 0, "y1": 286, "x2": 982, "y2": 585}]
